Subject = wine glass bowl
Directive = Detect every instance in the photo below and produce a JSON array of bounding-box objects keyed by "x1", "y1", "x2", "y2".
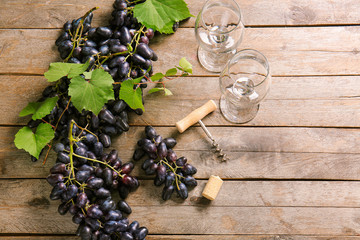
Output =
[
  {"x1": 219, "y1": 49, "x2": 271, "y2": 123},
  {"x1": 195, "y1": 0, "x2": 244, "y2": 72}
]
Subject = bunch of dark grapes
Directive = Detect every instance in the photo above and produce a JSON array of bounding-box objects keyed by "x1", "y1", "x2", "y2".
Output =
[
  {"x1": 36, "y1": 0, "x2": 166, "y2": 239},
  {"x1": 47, "y1": 122, "x2": 148, "y2": 240},
  {"x1": 27, "y1": 0, "x2": 160, "y2": 160},
  {"x1": 133, "y1": 126, "x2": 198, "y2": 200},
  {"x1": 56, "y1": 0, "x2": 157, "y2": 92}
]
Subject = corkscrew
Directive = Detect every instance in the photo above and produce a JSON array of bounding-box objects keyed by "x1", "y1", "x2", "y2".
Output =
[{"x1": 175, "y1": 100, "x2": 229, "y2": 162}]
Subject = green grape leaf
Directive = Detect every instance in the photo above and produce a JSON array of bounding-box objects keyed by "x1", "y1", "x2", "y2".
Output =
[
  {"x1": 14, "y1": 123, "x2": 55, "y2": 159},
  {"x1": 179, "y1": 57, "x2": 192, "y2": 74},
  {"x1": 151, "y1": 73, "x2": 164, "y2": 81},
  {"x1": 158, "y1": 21, "x2": 175, "y2": 34},
  {"x1": 83, "y1": 71, "x2": 93, "y2": 79},
  {"x1": 19, "y1": 96, "x2": 59, "y2": 120},
  {"x1": 44, "y1": 62, "x2": 89, "y2": 82},
  {"x1": 119, "y1": 78, "x2": 144, "y2": 111},
  {"x1": 133, "y1": 0, "x2": 193, "y2": 34},
  {"x1": 68, "y1": 69, "x2": 114, "y2": 115},
  {"x1": 148, "y1": 87, "x2": 173, "y2": 96},
  {"x1": 148, "y1": 87, "x2": 164, "y2": 94},
  {"x1": 165, "y1": 68, "x2": 177, "y2": 76},
  {"x1": 164, "y1": 88, "x2": 173, "y2": 96}
]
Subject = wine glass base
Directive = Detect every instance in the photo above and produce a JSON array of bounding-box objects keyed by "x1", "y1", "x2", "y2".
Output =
[
  {"x1": 220, "y1": 95, "x2": 260, "y2": 123},
  {"x1": 197, "y1": 47, "x2": 236, "y2": 73}
]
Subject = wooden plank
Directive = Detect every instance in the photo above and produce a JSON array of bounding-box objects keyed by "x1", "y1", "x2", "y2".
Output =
[
  {"x1": 185, "y1": 0, "x2": 360, "y2": 27},
  {"x1": 2, "y1": 0, "x2": 360, "y2": 28},
  {"x1": 3, "y1": 75, "x2": 360, "y2": 127},
  {"x1": 1, "y1": 27, "x2": 360, "y2": 76},
  {"x1": 1, "y1": 204, "x2": 360, "y2": 234},
  {"x1": 2, "y1": 236, "x2": 360, "y2": 240},
  {"x1": 4, "y1": 179, "x2": 360, "y2": 208},
  {"x1": 2, "y1": 126, "x2": 360, "y2": 179}
]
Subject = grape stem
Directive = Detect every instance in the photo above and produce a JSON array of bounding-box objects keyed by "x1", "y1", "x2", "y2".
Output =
[
  {"x1": 160, "y1": 160, "x2": 180, "y2": 190},
  {"x1": 68, "y1": 120, "x2": 77, "y2": 182},
  {"x1": 72, "y1": 120, "x2": 99, "y2": 142},
  {"x1": 72, "y1": 153, "x2": 123, "y2": 177}
]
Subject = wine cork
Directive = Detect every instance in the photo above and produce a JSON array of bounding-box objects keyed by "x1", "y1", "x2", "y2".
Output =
[{"x1": 202, "y1": 175, "x2": 223, "y2": 200}]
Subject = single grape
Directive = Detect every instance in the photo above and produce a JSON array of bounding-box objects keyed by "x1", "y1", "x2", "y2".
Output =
[
  {"x1": 142, "y1": 142, "x2": 157, "y2": 154},
  {"x1": 176, "y1": 156, "x2": 187, "y2": 166},
  {"x1": 57, "y1": 152, "x2": 70, "y2": 164},
  {"x1": 104, "y1": 220, "x2": 118, "y2": 234},
  {"x1": 76, "y1": 192, "x2": 88, "y2": 208},
  {"x1": 96, "y1": 26, "x2": 113, "y2": 38},
  {"x1": 182, "y1": 163, "x2": 197, "y2": 176},
  {"x1": 104, "y1": 209, "x2": 122, "y2": 221},
  {"x1": 184, "y1": 176, "x2": 198, "y2": 187},
  {"x1": 93, "y1": 141, "x2": 104, "y2": 156},
  {"x1": 76, "y1": 170, "x2": 91, "y2": 183},
  {"x1": 72, "y1": 212, "x2": 85, "y2": 224},
  {"x1": 117, "y1": 200, "x2": 132, "y2": 214},
  {"x1": 145, "y1": 28, "x2": 154, "y2": 39},
  {"x1": 99, "y1": 109, "x2": 116, "y2": 125},
  {"x1": 121, "y1": 162, "x2": 134, "y2": 174},
  {"x1": 166, "y1": 149, "x2": 177, "y2": 162},
  {"x1": 133, "y1": 227, "x2": 149, "y2": 240},
  {"x1": 53, "y1": 143, "x2": 65, "y2": 153},
  {"x1": 163, "y1": 137, "x2": 177, "y2": 148},
  {"x1": 136, "y1": 43, "x2": 154, "y2": 59},
  {"x1": 177, "y1": 182, "x2": 188, "y2": 199},
  {"x1": 145, "y1": 126, "x2": 157, "y2": 139},
  {"x1": 165, "y1": 172, "x2": 175, "y2": 187},
  {"x1": 133, "y1": 148, "x2": 145, "y2": 161},
  {"x1": 85, "y1": 217, "x2": 101, "y2": 230},
  {"x1": 46, "y1": 174, "x2": 64, "y2": 186},
  {"x1": 120, "y1": 26, "x2": 132, "y2": 44},
  {"x1": 128, "y1": 221, "x2": 139, "y2": 234},
  {"x1": 87, "y1": 178, "x2": 104, "y2": 189},
  {"x1": 58, "y1": 202, "x2": 71, "y2": 215},
  {"x1": 156, "y1": 164, "x2": 166, "y2": 183},
  {"x1": 50, "y1": 182, "x2": 66, "y2": 200},
  {"x1": 87, "y1": 205, "x2": 104, "y2": 219},
  {"x1": 95, "y1": 187, "x2": 111, "y2": 199},
  {"x1": 121, "y1": 232, "x2": 134, "y2": 240},
  {"x1": 153, "y1": 135, "x2": 163, "y2": 146},
  {"x1": 100, "y1": 199, "x2": 116, "y2": 213},
  {"x1": 145, "y1": 163, "x2": 158, "y2": 175},
  {"x1": 50, "y1": 163, "x2": 67, "y2": 174},
  {"x1": 102, "y1": 168, "x2": 113, "y2": 186},
  {"x1": 79, "y1": 225, "x2": 92, "y2": 240}
]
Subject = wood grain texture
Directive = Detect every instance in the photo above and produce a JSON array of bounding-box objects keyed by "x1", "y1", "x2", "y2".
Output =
[
  {"x1": 0, "y1": 234, "x2": 360, "y2": 240},
  {"x1": 4, "y1": 179, "x2": 360, "y2": 208},
  {"x1": 2, "y1": 0, "x2": 360, "y2": 28},
  {"x1": 2, "y1": 126, "x2": 360, "y2": 179},
  {"x1": 2, "y1": 236, "x2": 360, "y2": 240},
  {"x1": 2, "y1": 27, "x2": 360, "y2": 76},
  {"x1": 1, "y1": 204, "x2": 360, "y2": 234},
  {"x1": 3, "y1": 75, "x2": 360, "y2": 127}
]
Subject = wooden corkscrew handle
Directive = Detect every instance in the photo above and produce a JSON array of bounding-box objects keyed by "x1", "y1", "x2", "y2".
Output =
[{"x1": 175, "y1": 100, "x2": 217, "y2": 133}]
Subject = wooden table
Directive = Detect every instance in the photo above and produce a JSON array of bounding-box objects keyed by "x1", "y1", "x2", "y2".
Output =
[{"x1": 1, "y1": 0, "x2": 360, "y2": 239}]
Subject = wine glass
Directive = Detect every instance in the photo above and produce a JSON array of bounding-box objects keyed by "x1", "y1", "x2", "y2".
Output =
[
  {"x1": 219, "y1": 49, "x2": 271, "y2": 123},
  {"x1": 195, "y1": 0, "x2": 245, "y2": 73}
]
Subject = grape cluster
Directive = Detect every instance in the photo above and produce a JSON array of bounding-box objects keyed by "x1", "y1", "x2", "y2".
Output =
[
  {"x1": 55, "y1": 0, "x2": 157, "y2": 90},
  {"x1": 39, "y1": 1, "x2": 163, "y2": 239},
  {"x1": 133, "y1": 126, "x2": 198, "y2": 200},
  {"x1": 27, "y1": 0, "x2": 161, "y2": 160},
  {"x1": 47, "y1": 121, "x2": 148, "y2": 240}
]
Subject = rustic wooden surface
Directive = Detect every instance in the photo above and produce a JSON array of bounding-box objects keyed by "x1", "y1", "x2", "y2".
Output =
[{"x1": 1, "y1": 0, "x2": 360, "y2": 239}]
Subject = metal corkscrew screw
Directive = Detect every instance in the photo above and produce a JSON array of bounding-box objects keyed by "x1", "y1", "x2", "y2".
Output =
[{"x1": 175, "y1": 100, "x2": 229, "y2": 162}]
